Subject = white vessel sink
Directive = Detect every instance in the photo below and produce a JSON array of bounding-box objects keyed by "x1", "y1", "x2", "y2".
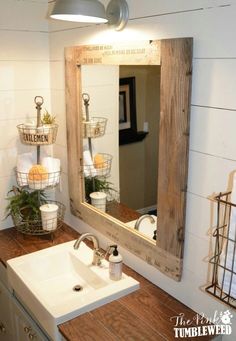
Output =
[
  {"x1": 126, "y1": 215, "x2": 157, "y2": 239},
  {"x1": 7, "y1": 240, "x2": 139, "y2": 340}
]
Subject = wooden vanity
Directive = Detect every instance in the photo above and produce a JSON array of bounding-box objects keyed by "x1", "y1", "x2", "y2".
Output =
[{"x1": 0, "y1": 224, "x2": 215, "y2": 341}]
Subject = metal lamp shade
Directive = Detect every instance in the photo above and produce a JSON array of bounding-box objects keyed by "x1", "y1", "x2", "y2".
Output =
[{"x1": 50, "y1": 0, "x2": 108, "y2": 23}]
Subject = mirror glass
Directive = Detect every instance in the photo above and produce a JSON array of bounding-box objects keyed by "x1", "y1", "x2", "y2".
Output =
[
  {"x1": 65, "y1": 38, "x2": 192, "y2": 280},
  {"x1": 81, "y1": 64, "x2": 161, "y2": 241}
]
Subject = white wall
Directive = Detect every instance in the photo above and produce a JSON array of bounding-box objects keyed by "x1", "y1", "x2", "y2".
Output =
[
  {"x1": 50, "y1": 1, "x2": 236, "y2": 337},
  {"x1": 81, "y1": 65, "x2": 120, "y2": 193},
  {"x1": 0, "y1": 0, "x2": 51, "y2": 230}
]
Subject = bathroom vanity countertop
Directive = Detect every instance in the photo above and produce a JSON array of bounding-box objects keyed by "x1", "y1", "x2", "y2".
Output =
[
  {"x1": 106, "y1": 201, "x2": 140, "y2": 223},
  {"x1": 0, "y1": 224, "x2": 214, "y2": 341}
]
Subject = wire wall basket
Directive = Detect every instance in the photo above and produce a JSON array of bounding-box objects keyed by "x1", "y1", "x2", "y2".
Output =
[
  {"x1": 82, "y1": 117, "x2": 107, "y2": 139},
  {"x1": 15, "y1": 168, "x2": 61, "y2": 189},
  {"x1": 11, "y1": 200, "x2": 65, "y2": 236},
  {"x1": 83, "y1": 153, "x2": 112, "y2": 178},
  {"x1": 17, "y1": 124, "x2": 58, "y2": 145},
  {"x1": 206, "y1": 191, "x2": 236, "y2": 309}
]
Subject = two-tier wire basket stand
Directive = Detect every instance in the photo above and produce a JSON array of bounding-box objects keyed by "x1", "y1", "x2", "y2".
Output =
[{"x1": 12, "y1": 96, "x2": 65, "y2": 236}]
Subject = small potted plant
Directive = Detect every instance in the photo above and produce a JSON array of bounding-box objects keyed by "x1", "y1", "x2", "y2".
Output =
[
  {"x1": 41, "y1": 110, "x2": 56, "y2": 126},
  {"x1": 5, "y1": 186, "x2": 47, "y2": 223},
  {"x1": 40, "y1": 110, "x2": 58, "y2": 144},
  {"x1": 84, "y1": 177, "x2": 117, "y2": 203}
]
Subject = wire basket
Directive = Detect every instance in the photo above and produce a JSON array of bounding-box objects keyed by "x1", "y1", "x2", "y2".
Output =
[
  {"x1": 15, "y1": 168, "x2": 61, "y2": 189},
  {"x1": 17, "y1": 124, "x2": 58, "y2": 145},
  {"x1": 82, "y1": 117, "x2": 107, "y2": 138},
  {"x1": 206, "y1": 191, "x2": 236, "y2": 309},
  {"x1": 11, "y1": 200, "x2": 65, "y2": 236},
  {"x1": 83, "y1": 153, "x2": 112, "y2": 177}
]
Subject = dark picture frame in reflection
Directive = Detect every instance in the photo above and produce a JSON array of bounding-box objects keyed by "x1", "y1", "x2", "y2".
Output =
[
  {"x1": 119, "y1": 76, "x2": 148, "y2": 145},
  {"x1": 119, "y1": 90, "x2": 128, "y2": 126},
  {"x1": 119, "y1": 77, "x2": 136, "y2": 131}
]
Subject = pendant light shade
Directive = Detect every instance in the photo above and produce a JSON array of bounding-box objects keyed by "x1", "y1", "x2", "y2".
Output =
[{"x1": 50, "y1": 0, "x2": 108, "y2": 23}]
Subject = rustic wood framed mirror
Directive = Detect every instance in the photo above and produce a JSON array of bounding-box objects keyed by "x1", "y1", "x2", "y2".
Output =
[{"x1": 65, "y1": 38, "x2": 193, "y2": 281}]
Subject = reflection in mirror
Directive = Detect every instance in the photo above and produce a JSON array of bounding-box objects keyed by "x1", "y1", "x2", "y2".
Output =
[{"x1": 81, "y1": 64, "x2": 160, "y2": 241}]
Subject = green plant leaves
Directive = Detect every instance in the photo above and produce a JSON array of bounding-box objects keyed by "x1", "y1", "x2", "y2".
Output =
[
  {"x1": 5, "y1": 186, "x2": 47, "y2": 221},
  {"x1": 84, "y1": 177, "x2": 117, "y2": 202}
]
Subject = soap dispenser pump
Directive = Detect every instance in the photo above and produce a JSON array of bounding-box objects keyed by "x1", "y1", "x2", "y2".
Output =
[{"x1": 109, "y1": 245, "x2": 123, "y2": 281}]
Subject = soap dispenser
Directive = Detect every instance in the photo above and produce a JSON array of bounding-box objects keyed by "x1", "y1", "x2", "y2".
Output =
[{"x1": 109, "y1": 245, "x2": 123, "y2": 281}]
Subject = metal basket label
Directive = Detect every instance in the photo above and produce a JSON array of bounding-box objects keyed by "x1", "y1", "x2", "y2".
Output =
[{"x1": 23, "y1": 133, "x2": 49, "y2": 143}]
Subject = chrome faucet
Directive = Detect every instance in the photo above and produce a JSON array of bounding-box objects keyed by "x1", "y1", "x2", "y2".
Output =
[
  {"x1": 73, "y1": 233, "x2": 103, "y2": 266},
  {"x1": 134, "y1": 214, "x2": 156, "y2": 230}
]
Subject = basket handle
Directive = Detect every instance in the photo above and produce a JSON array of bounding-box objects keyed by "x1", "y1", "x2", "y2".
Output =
[{"x1": 34, "y1": 96, "x2": 44, "y2": 106}]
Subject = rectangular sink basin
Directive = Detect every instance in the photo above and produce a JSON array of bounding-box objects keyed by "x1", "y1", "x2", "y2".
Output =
[{"x1": 7, "y1": 240, "x2": 139, "y2": 340}]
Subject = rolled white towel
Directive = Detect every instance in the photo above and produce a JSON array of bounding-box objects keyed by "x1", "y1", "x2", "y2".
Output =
[
  {"x1": 41, "y1": 157, "x2": 61, "y2": 185},
  {"x1": 23, "y1": 121, "x2": 36, "y2": 133},
  {"x1": 41, "y1": 157, "x2": 60, "y2": 172},
  {"x1": 17, "y1": 153, "x2": 34, "y2": 172},
  {"x1": 17, "y1": 153, "x2": 35, "y2": 186},
  {"x1": 83, "y1": 150, "x2": 97, "y2": 177}
]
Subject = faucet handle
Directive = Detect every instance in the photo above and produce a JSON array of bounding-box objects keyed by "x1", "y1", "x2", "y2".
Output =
[
  {"x1": 93, "y1": 248, "x2": 105, "y2": 266},
  {"x1": 94, "y1": 248, "x2": 104, "y2": 258}
]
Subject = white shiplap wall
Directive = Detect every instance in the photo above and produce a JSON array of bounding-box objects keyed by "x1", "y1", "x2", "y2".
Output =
[
  {"x1": 0, "y1": 0, "x2": 235, "y2": 339},
  {"x1": 49, "y1": 1, "x2": 236, "y2": 338},
  {"x1": 0, "y1": 0, "x2": 51, "y2": 229}
]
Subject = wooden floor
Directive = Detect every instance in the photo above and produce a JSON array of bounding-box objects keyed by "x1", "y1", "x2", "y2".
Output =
[{"x1": 0, "y1": 224, "x2": 215, "y2": 341}]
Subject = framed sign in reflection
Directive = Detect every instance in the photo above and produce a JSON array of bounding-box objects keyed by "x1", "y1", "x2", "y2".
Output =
[{"x1": 119, "y1": 77, "x2": 137, "y2": 131}]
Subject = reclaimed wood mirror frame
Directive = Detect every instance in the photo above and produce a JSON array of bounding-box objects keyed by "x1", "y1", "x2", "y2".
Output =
[{"x1": 65, "y1": 38, "x2": 193, "y2": 281}]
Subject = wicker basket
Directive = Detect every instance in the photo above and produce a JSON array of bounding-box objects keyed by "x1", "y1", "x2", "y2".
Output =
[
  {"x1": 82, "y1": 117, "x2": 107, "y2": 138},
  {"x1": 11, "y1": 200, "x2": 65, "y2": 236},
  {"x1": 17, "y1": 124, "x2": 58, "y2": 145},
  {"x1": 15, "y1": 168, "x2": 61, "y2": 189},
  {"x1": 83, "y1": 153, "x2": 112, "y2": 177}
]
